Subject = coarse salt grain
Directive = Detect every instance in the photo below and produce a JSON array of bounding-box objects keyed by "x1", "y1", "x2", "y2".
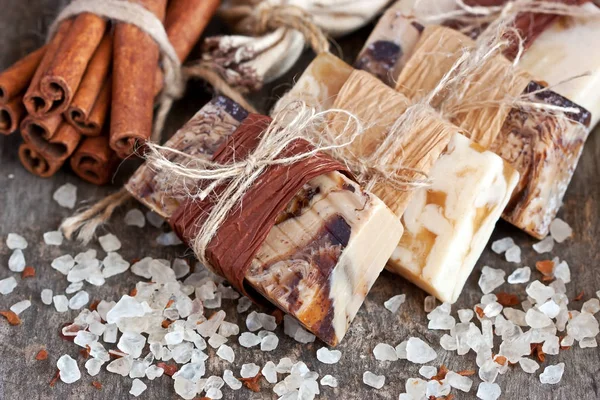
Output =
[
  {"x1": 240, "y1": 363, "x2": 260, "y2": 378},
  {"x1": 317, "y1": 347, "x2": 342, "y2": 364},
  {"x1": 507, "y1": 266, "x2": 531, "y2": 284},
  {"x1": 53, "y1": 183, "x2": 77, "y2": 209},
  {"x1": 6, "y1": 233, "x2": 27, "y2": 249},
  {"x1": 373, "y1": 343, "x2": 398, "y2": 361},
  {"x1": 8, "y1": 249, "x2": 26, "y2": 272},
  {"x1": 491, "y1": 237, "x2": 514, "y2": 254},
  {"x1": 130, "y1": 379, "x2": 147, "y2": 397},
  {"x1": 0, "y1": 277, "x2": 18, "y2": 295},
  {"x1": 125, "y1": 208, "x2": 146, "y2": 227},
  {"x1": 384, "y1": 294, "x2": 406, "y2": 313},
  {"x1": 406, "y1": 337, "x2": 437, "y2": 364},
  {"x1": 363, "y1": 371, "x2": 385, "y2": 389},
  {"x1": 10, "y1": 299, "x2": 31, "y2": 315},
  {"x1": 539, "y1": 363, "x2": 565, "y2": 384},
  {"x1": 505, "y1": 245, "x2": 522, "y2": 263},
  {"x1": 550, "y1": 218, "x2": 572, "y2": 243},
  {"x1": 57, "y1": 354, "x2": 81, "y2": 384},
  {"x1": 41, "y1": 289, "x2": 53, "y2": 305},
  {"x1": 479, "y1": 266, "x2": 505, "y2": 294},
  {"x1": 43, "y1": 230, "x2": 63, "y2": 246},
  {"x1": 99, "y1": 233, "x2": 121, "y2": 252},
  {"x1": 532, "y1": 236, "x2": 554, "y2": 253}
]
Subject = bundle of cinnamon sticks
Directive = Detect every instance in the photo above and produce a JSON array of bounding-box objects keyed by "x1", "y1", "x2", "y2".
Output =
[{"x1": 0, "y1": 0, "x2": 220, "y2": 184}]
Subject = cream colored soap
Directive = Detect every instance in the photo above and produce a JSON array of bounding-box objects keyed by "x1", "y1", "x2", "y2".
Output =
[
  {"x1": 390, "y1": 133, "x2": 519, "y2": 303},
  {"x1": 519, "y1": 4, "x2": 600, "y2": 128}
]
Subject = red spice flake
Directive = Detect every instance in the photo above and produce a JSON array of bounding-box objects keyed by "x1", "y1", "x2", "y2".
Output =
[
  {"x1": 21, "y1": 266, "x2": 36, "y2": 278},
  {"x1": 535, "y1": 260, "x2": 555, "y2": 276},
  {"x1": 431, "y1": 365, "x2": 449, "y2": 382},
  {"x1": 157, "y1": 362, "x2": 178, "y2": 377},
  {"x1": 494, "y1": 355, "x2": 508, "y2": 366},
  {"x1": 92, "y1": 381, "x2": 102, "y2": 390},
  {"x1": 80, "y1": 345, "x2": 91, "y2": 359},
  {"x1": 496, "y1": 292, "x2": 520, "y2": 307},
  {"x1": 89, "y1": 300, "x2": 100, "y2": 311},
  {"x1": 240, "y1": 373, "x2": 262, "y2": 392},
  {"x1": 0, "y1": 310, "x2": 21, "y2": 326},
  {"x1": 130, "y1": 258, "x2": 141, "y2": 265},
  {"x1": 36, "y1": 349, "x2": 49, "y2": 361},
  {"x1": 541, "y1": 275, "x2": 555, "y2": 282},
  {"x1": 457, "y1": 369, "x2": 476, "y2": 376},
  {"x1": 49, "y1": 369, "x2": 60, "y2": 387},
  {"x1": 109, "y1": 350, "x2": 127, "y2": 359},
  {"x1": 129, "y1": 288, "x2": 138, "y2": 297},
  {"x1": 474, "y1": 306, "x2": 485, "y2": 318},
  {"x1": 161, "y1": 319, "x2": 174, "y2": 329},
  {"x1": 530, "y1": 343, "x2": 545, "y2": 363},
  {"x1": 271, "y1": 309, "x2": 284, "y2": 325},
  {"x1": 165, "y1": 299, "x2": 175, "y2": 309},
  {"x1": 573, "y1": 291, "x2": 585, "y2": 302}
]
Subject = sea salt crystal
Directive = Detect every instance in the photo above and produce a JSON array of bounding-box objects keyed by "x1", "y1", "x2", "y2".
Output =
[
  {"x1": 98, "y1": 233, "x2": 121, "y2": 252},
  {"x1": 320, "y1": 375, "x2": 338, "y2": 388},
  {"x1": 165, "y1": 331, "x2": 185, "y2": 345},
  {"x1": 53, "y1": 183, "x2": 77, "y2": 208},
  {"x1": 542, "y1": 336, "x2": 560, "y2": 355},
  {"x1": 6, "y1": 233, "x2": 27, "y2": 249},
  {"x1": 507, "y1": 266, "x2": 531, "y2": 284},
  {"x1": 102, "y1": 252, "x2": 130, "y2": 278},
  {"x1": 43, "y1": 230, "x2": 63, "y2": 246},
  {"x1": 525, "y1": 308, "x2": 552, "y2": 328},
  {"x1": 384, "y1": 294, "x2": 406, "y2": 313},
  {"x1": 8, "y1": 249, "x2": 26, "y2": 272},
  {"x1": 0, "y1": 277, "x2": 18, "y2": 295},
  {"x1": 316, "y1": 347, "x2": 342, "y2": 364},
  {"x1": 208, "y1": 333, "x2": 227, "y2": 348},
  {"x1": 406, "y1": 337, "x2": 437, "y2": 364},
  {"x1": 539, "y1": 363, "x2": 565, "y2": 384},
  {"x1": 505, "y1": 245, "x2": 522, "y2": 263},
  {"x1": 550, "y1": 218, "x2": 572, "y2": 243},
  {"x1": 567, "y1": 312, "x2": 599, "y2": 340},
  {"x1": 484, "y1": 302, "x2": 503, "y2": 318},
  {"x1": 57, "y1": 354, "x2": 81, "y2": 384},
  {"x1": 261, "y1": 334, "x2": 279, "y2": 351},
  {"x1": 478, "y1": 266, "x2": 505, "y2": 294},
  {"x1": 51, "y1": 255, "x2": 75, "y2": 275},
  {"x1": 538, "y1": 300, "x2": 560, "y2": 318},
  {"x1": 257, "y1": 312, "x2": 277, "y2": 331},
  {"x1": 69, "y1": 291, "x2": 89, "y2": 310},
  {"x1": 363, "y1": 371, "x2": 385, "y2": 389},
  {"x1": 526, "y1": 281, "x2": 555, "y2": 304},
  {"x1": 173, "y1": 258, "x2": 190, "y2": 279},
  {"x1": 554, "y1": 260, "x2": 571, "y2": 283},
  {"x1": 580, "y1": 337, "x2": 598, "y2": 348},
  {"x1": 118, "y1": 332, "x2": 146, "y2": 358},
  {"x1": 65, "y1": 281, "x2": 83, "y2": 294},
  {"x1": 106, "y1": 295, "x2": 145, "y2": 324},
  {"x1": 476, "y1": 382, "x2": 501, "y2": 400},
  {"x1": 395, "y1": 341, "x2": 408, "y2": 359},
  {"x1": 491, "y1": 237, "x2": 514, "y2": 254},
  {"x1": 582, "y1": 298, "x2": 600, "y2": 314},
  {"x1": 419, "y1": 366, "x2": 437, "y2": 379},
  {"x1": 146, "y1": 365, "x2": 164, "y2": 380},
  {"x1": 129, "y1": 379, "x2": 147, "y2": 397},
  {"x1": 205, "y1": 388, "x2": 223, "y2": 399},
  {"x1": 171, "y1": 342, "x2": 194, "y2": 364},
  {"x1": 424, "y1": 295, "x2": 437, "y2": 312},
  {"x1": 223, "y1": 369, "x2": 242, "y2": 390},
  {"x1": 533, "y1": 236, "x2": 554, "y2": 253},
  {"x1": 174, "y1": 377, "x2": 196, "y2": 400},
  {"x1": 10, "y1": 299, "x2": 31, "y2": 315},
  {"x1": 445, "y1": 370, "x2": 472, "y2": 392},
  {"x1": 236, "y1": 297, "x2": 252, "y2": 313},
  {"x1": 262, "y1": 361, "x2": 278, "y2": 384},
  {"x1": 373, "y1": 343, "x2": 397, "y2": 361},
  {"x1": 427, "y1": 379, "x2": 451, "y2": 397},
  {"x1": 216, "y1": 344, "x2": 235, "y2": 363},
  {"x1": 239, "y1": 332, "x2": 261, "y2": 348},
  {"x1": 519, "y1": 358, "x2": 539, "y2": 373},
  {"x1": 85, "y1": 358, "x2": 103, "y2": 376},
  {"x1": 53, "y1": 295, "x2": 69, "y2": 312},
  {"x1": 41, "y1": 289, "x2": 53, "y2": 305},
  {"x1": 406, "y1": 378, "x2": 427, "y2": 398},
  {"x1": 440, "y1": 334, "x2": 457, "y2": 351},
  {"x1": 125, "y1": 209, "x2": 146, "y2": 227},
  {"x1": 241, "y1": 363, "x2": 260, "y2": 378},
  {"x1": 156, "y1": 231, "x2": 182, "y2": 246},
  {"x1": 458, "y1": 309, "x2": 474, "y2": 323}
]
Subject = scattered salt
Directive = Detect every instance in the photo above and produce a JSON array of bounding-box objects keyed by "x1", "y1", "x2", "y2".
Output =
[
  {"x1": 69, "y1": 291, "x2": 89, "y2": 310},
  {"x1": 320, "y1": 375, "x2": 338, "y2": 388},
  {"x1": 363, "y1": 371, "x2": 385, "y2": 389},
  {"x1": 51, "y1": 254, "x2": 75, "y2": 275},
  {"x1": 554, "y1": 260, "x2": 571, "y2": 283},
  {"x1": 406, "y1": 337, "x2": 437, "y2": 364},
  {"x1": 146, "y1": 365, "x2": 164, "y2": 380},
  {"x1": 156, "y1": 231, "x2": 183, "y2": 246},
  {"x1": 261, "y1": 334, "x2": 279, "y2": 351},
  {"x1": 53, "y1": 295, "x2": 69, "y2": 312},
  {"x1": 8, "y1": 249, "x2": 26, "y2": 272},
  {"x1": 395, "y1": 341, "x2": 408, "y2": 359},
  {"x1": 6, "y1": 233, "x2": 27, "y2": 249},
  {"x1": 117, "y1": 332, "x2": 146, "y2": 358},
  {"x1": 0, "y1": 276, "x2": 18, "y2": 295},
  {"x1": 550, "y1": 218, "x2": 572, "y2": 243},
  {"x1": 419, "y1": 365, "x2": 437, "y2": 379},
  {"x1": 146, "y1": 211, "x2": 164, "y2": 228},
  {"x1": 99, "y1": 233, "x2": 121, "y2": 252},
  {"x1": 173, "y1": 258, "x2": 190, "y2": 279},
  {"x1": 505, "y1": 245, "x2": 522, "y2": 263},
  {"x1": 106, "y1": 295, "x2": 145, "y2": 324},
  {"x1": 223, "y1": 369, "x2": 242, "y2": 390},
  {"x1": 130, "y1": 379, "x2": 147, "y2": 397},
  {"x1": 216, "y1": 344, "x2": 235, "y2": 363},
  {"x1": 240, "y1": 363, "x2": 260, "y2": 378},
  {"x1": 582, "y1": 298, "x2": 600, "y2": 314},
  {"x1": 519, "y1": 358, "x2": 539, "y2": 373},
  {"x1": 424, "y1": 295, "x2": 437, "y2": 312},
  {"x1": 533, "y1": 236, "x2": 554, "y2": 253},
  {"x1": 10, "y1": 299, "x2": 31, "y2": 315},
  {"x1": 317, "y1": 347, "x2": 342, "y2": 364},
  {"x1": 57, "y1": 354, "x2": 81, "y2": 384},
  {"x1": 262, "y1": 361, "x2": 278, "y2": 384},
  {"x1": 43, "y1": 230, "x2": 63, "y2": 246},
  {"x1": 41, "y1": 289, "x2": 53, "y2": 305},
  {"x1": 107, "y1": 356, "x2": 133, "y2": 376},
  {"x1": 125, "y1": 209, "x2": 146, "y2": 227},
  {"x1": 539, "y1": 363, "x2": 565, "y2": 384},
  {"x1": 53, "y1": 183, "x2": 77, "y2": 208},
  {"x1": 525, "y1": 308, "x2": 552, "y2": 328},
  {"x1": 476, "y1": 382, "x2": 501, "y2": 400},
  {"x1": 373, "y1": 343, "x2": 398, "y2": 361},
  {"x1": 446, "y1": 370, "x2": 473, "y2": 392},
  {"x1": 384, "y1": 294, "x2": 406, "y2": 313},
  {"x1": 507, "y1": 266, "x2": 531, "y2": 284},
  {"x1": 491, "y1": 237, "x2": 514, "y2": 254},
  {"x1": 85, "y1": 358, "x2": 103, "y2": 376},
  {"x1": 479, "y1": 266, "x2": 505, "y2": 294}
]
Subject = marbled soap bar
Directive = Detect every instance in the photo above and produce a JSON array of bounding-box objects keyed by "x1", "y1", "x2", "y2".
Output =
[
  {"x1": 272, "y1": 53, "x2": 353, "y2": 115},
  {"x1": 391, "y1": 133, "x2": 519, "y2": 303},
  {"x1": 491, "y1": 82, "x2": 591, "y2": 239},
  {"x1": 127, "y1": 96, "x2": 403, "y2": 345},
  {"x1": 519, "y1": 3, "x2": 600, "y2": 128},
  {"x1": 330, "y1": 70, "x2": 455, "y2": 216}
]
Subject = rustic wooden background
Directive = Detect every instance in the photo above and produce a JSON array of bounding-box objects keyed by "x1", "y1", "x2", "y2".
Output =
[{"x1": 1, "y1": 1, "x2": 599, "y2": 399}]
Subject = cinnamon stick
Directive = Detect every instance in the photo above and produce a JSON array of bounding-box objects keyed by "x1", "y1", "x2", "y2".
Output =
[
  {"x1": 65, "y1": 33, "x2": 113, "y2": 136},
  {"x1": 0, "y1": 96, "x2": 25, "y2": 135},
  {"x1": 19, "y1": 122, "x2": 80, "y2": 178},
  {"x1": 0, "y1": 46, "x2": 46, "y2": 103},
  {"x1": 153, "y1": 0, "x2": 221, "y2": 92},
  {"x1": 24, "y1": 19, "x2": 73, "y2": 119},
  {"x1": 20, "y1": 114, "x2": 62, "y2": 142},
  {"x1": 70, "y1": 135, "x2": 119, "y2": 185},
  {"x1": 110, "y1": 0, "x2": 168, "y2": 158},
  {"x1": 39, "y1": 13, "x2": 107, "y2": 117}
]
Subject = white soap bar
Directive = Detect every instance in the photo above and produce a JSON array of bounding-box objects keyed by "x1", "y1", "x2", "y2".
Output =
[{"x1": 390, "y1": 133, "x2": 519, "y2": 303}]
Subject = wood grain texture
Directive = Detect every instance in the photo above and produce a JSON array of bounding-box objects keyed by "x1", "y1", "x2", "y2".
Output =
[{"x1": 1, "y1": 2, "x2": 600, "y2": 399}]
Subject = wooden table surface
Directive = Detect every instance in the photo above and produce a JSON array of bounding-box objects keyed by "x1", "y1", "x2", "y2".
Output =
[{"x1": 1, "y1": 2, "x2": 599, "y2": 399}]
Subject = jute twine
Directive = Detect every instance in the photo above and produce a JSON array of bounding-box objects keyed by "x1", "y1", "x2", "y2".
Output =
[{"x1": 49, "y1": 0, "x2": 256, "y2": 143}]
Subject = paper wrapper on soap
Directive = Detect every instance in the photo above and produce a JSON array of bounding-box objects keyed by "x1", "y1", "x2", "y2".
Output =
[
  {"x1": 396, "y1": 26, "x2": 591, "y2": 239},
  {"x1": 519, "y1": 3, "x2": 600, "y2": 128},
  {"x1": 394, "y1": 134, "x2": 519, "y2": 302},
  {"x1": 127, "y1": 96, "x2": 403, "y2": 346},
  {"x1": 202, "y1": 0, "x2": 391, "y2": 92}
]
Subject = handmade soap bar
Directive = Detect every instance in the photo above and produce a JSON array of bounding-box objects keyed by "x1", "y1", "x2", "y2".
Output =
[
  {"x1": 519, "y1": 4, "x2": 600, "y2": 128},
  {"x1": 330, "y1": 70, "x2": 455, "y2": 216},
  {"x1": 491, "y1": 82, "x2": 591, "y2": 239},
  {"x1": 272, "y1": 52, "x2": 353, "y2": 115},
  {"x1": 392, "y1": 133, "x2": 520, "y2": 303},
  {"x1": 127, "y1": 96, "x2": 403, "y2": 346}
]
